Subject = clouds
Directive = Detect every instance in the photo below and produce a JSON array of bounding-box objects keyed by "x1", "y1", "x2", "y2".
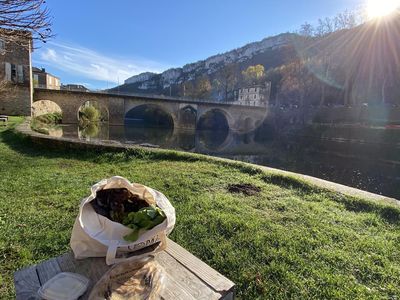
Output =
[{"x1": 33, "y1": 41, "x2": 169, "y2": 85}]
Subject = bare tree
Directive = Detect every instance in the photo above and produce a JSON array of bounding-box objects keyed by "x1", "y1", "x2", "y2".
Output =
[
  {"x1": 315, "y1": 17, "x2": 335, "y2": 37},
  {"x1": 334, "y1": 10, "x2": 357, "y2": 31},
  {"x1": 300, "y1": 9, "x2": 362, "y2": 38},
  {"x1": 299, "y1": 22, "x2": 314, "y2": 37},
  {"x1": 0, "y1": 0, "x2": 53, "y2": 45}
]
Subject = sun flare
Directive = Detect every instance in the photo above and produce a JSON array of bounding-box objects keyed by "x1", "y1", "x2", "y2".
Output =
[{"x1": 367, "y1": 0, "x2": 400, "y2": 19}]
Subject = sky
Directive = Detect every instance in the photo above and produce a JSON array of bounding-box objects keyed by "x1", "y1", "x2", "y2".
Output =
[{"x1": 33, "y1": 0, "x2": 365, "y2": 90}]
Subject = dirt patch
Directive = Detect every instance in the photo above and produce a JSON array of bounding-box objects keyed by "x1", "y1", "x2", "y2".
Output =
[{"x1": 227, "y1": 183, "x2": 261, "y2": 196}]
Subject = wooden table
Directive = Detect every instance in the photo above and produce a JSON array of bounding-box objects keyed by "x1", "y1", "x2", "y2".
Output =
[
  {"x1": 14, "y1": 239, "x2": 235, "y2": 299},
  {"x1": 0, "y1": 115, "x2": 8, "y2": 125}
]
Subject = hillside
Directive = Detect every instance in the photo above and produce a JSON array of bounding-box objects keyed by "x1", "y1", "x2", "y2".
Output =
[
  {"x1": 110, "y1": 11, "x2": 400, "y2": 106},
  {"x1": 109, "y1": 33, "x2": 300, "y2": 97}
]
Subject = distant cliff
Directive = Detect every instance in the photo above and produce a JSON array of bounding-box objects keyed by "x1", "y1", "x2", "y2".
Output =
[{"x1": 110, "y1": 33, "x2": 298, "y2": 95}]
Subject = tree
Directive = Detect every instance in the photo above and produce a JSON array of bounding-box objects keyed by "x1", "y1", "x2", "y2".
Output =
[
  {"x1": 278, "y1": 60, "x2": 316, "y2": 107},
  {"x1": 265, "y1": 67, "x2": 283, "y2": 105},
  {"x1": 315, "y1": 17, "x2": 335, "y2": 37},
  {"x1": 299, "y1": 22, "x2": 314, "y2": 37},
  {"x1": 182, "y1": 81, "x2": 195, "y2": 97},
  {"x1": 214, "y1": 64, "x2": 237, "y2": 101},
  {"x1": 334, "y1": 10, "x2": 357, "y2": 30},
  {"x1": 194, "y1": 76, "x2": 212, "y2": 98},
  {"x1": 0, "y1": 0, "x2": 53, "y2": 45},
  {"x1": 242, "y1": 65, "x2": 265, "y2": 85},
  {"x1": 298, "y1": 9, "x2": 362, "y2": 38}
]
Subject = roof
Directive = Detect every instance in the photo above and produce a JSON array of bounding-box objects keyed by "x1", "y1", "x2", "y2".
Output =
[{"x1": 32, "y1": 67, "x2": 60, "y2": 79}]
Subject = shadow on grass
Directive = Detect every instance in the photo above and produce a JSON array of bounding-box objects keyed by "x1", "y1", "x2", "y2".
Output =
[
  {"x1": 261, "y1": 173, "x2": 315, "y2": 194},
  {"x1": 261, "y1": 172, "x2": 400, "y2": 224},
  {"x1": 342, "y1": 197, "x2": 400, "y2": 224}
]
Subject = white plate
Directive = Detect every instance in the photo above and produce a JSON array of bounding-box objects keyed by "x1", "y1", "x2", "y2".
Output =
[{"x1": 37, "y1": 272, "x2": 90, "y2": 300}]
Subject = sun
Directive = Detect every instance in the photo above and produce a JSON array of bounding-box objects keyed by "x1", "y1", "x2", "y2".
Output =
[{"x1": 367, "y1": 0, "x2": 400, "y2": 19}]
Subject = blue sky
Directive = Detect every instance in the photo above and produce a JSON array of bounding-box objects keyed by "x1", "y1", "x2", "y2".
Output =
[{"x1": 33, "y1": 0, "x2": 364, "y2": 90}]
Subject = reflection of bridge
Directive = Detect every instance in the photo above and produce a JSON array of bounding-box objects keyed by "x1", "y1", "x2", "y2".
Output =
[{"x1": 33, "y1": 88, "x2": 267, "y2": 132}]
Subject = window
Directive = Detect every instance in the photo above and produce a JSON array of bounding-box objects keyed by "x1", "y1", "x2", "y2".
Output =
[
  {"x1": 4, "y1": 62, "x2": 11, "y2": 81},
  {"x1": 17, "y1": 65, "x2": 23, "y2": 83},
  {"x1": 33, "y1": 74, "x2": 39, "y2": 87},
  {"x1": 11, "y1": 64, "x2": 16, "y2": 82},
  {"x1": 0, "y1": 39, "x2": 5, "y2": 52},
  {"x1": 4, "y1": 63, "x2": 23, "y2": 83}
]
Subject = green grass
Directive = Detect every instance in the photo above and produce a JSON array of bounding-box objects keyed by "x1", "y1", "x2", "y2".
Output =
[{"x1": 1, "y1": 117, "x2": 400, "y2": 299}]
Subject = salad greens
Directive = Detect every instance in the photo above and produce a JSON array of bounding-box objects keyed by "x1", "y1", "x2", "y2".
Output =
[{"x1": 122, "y1": 205, "x2": 166, "y2": 242}]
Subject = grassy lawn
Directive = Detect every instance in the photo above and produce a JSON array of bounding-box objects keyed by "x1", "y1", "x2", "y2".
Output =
[{"x1": 1, "y1": 117, "x2": 400, "y2": 299}]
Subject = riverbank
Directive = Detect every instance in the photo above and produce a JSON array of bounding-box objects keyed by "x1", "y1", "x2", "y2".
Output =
[
  {"x1": 32, "y1": 119, "x2": 400, "y2": 198},
  {"x1": 1, "y1": 117, "x2": 400, "y2": 299}
]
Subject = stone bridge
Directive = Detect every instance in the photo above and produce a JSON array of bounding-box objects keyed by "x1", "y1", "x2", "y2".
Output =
[{"x1": 33, "y1": 88, "x2": 268, "y2": 132}]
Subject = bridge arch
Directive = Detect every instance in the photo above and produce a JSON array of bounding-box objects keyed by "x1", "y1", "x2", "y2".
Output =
[
  {"x1": 32, "y1": 100, "x2": 62, "y2": 118},
  {"x1": 125, "y1": 104, "x2": 175, "y2": 129},
  {"x1": 244, "y1": 117, "x2": 254, "y2": 132},
  {"x1": 178, "y1": 105, "x2": 197, "y2": 129},
  {"x1": 78, "y1": 100, "x2": 109, "y2": 122},
  {"x1": 197, "y1": 108, "x2": 233, "y2": 131}
]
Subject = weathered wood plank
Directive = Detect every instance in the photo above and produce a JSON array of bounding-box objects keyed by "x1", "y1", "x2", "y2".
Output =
[
  {"x1": 35, "y1": 257, "x2": 62, "y2": 285},
  {"x1": 156, "y1": 251, "x2": 221, "y2": 299},
  {"x1": 57, "y1": 252, "x2": 110, "y2": 300},
  {"x1": 166, "y1": 239, "x2": 234, "y2": 293},
  {"x1": 14, "y1": 265, "x2": 41, "y2": 300},
  {"x1": 15, "y1": 243, "x2": 235, "y2": 299},
  {"x1": 159, "y1": 273, "x2": 200, "y2": 300}
]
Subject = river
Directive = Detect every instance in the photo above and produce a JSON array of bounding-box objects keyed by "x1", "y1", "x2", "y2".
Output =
[{"x1": 51, "y1": 123, "x2": 400, "y2": 199}]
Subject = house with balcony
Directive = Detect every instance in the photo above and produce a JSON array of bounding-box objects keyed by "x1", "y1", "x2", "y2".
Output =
[{"x1": 32, "y1": 67, "x2": 60, "y2": 90}]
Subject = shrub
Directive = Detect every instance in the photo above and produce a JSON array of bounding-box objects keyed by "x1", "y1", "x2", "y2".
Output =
[{"x1": 80, "y1": 106, "x2": 100, "y2": 123}]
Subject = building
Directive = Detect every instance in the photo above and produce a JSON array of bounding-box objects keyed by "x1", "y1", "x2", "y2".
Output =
[
  {"x1": 32, "y1": 67, "x2": 60, "y2": 90},
  {"x1": 61, "y1": 84, "x2": 90, "y2": 92},
  {"x1": 234, "y1": 82, "x2": 271, "y2": 106},
  {"x1": 0, "y1": 29, "x2": 33, "y2": 116}
]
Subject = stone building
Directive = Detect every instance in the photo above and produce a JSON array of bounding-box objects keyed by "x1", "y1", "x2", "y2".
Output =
[
  {"x1": 234, "y1": 82, "x2": 271, "y2": 106},
  {"x1": 0, "y1": 29, "x2": 33, "y2": 116},
  {"x1": 32, "y1": 67, "x2": 60, "y2": 90}
]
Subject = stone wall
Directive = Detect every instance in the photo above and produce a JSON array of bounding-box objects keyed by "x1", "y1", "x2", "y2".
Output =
[
  {"x1": 0, "y1": 85, "x2": 31, "y2": 115},
  {"x1": 0, "y1": 31, "x2": 32, "y2": 116}
]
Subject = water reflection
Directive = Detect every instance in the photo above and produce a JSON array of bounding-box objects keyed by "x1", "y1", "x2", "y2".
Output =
[
  {"x1": 53, "y1": 123, "x2": 400, "y2": 199},
  {"x1": 198, "y1": 129, "x2": 229, "y2": 151},
  {"x1": 177, "y1": 130, "x2": 196, "y2": 151},
  {"x1": 78, "y1": 122, "x2": 109, "y2": 141},
  {"x1": 124, "y1": 126, "x2": 173, "y2": 146}
]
